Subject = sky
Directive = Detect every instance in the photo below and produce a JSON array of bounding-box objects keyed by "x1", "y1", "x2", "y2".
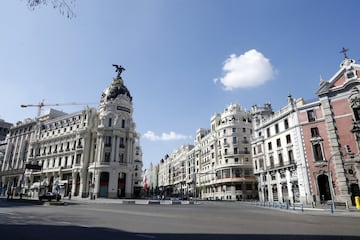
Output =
[{"x1": 1, "y1": 0, "x2": 360, "y2": 169}]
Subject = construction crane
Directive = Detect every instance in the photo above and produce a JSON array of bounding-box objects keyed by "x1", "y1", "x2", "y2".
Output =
[{"x1": 20, "y1": 100, "x2": 98, "y2": 117}]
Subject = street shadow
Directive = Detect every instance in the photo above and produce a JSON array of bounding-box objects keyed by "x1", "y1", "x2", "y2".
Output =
[
  {"x1": 0, "y1": 198, "x2": 43, "y2": 207},
  {"x1": 0, "y1": 224, "x2": 359, "y2": 240},
  {"x1": 0, "y1": 198, "x2": 81, "y2": 207}
]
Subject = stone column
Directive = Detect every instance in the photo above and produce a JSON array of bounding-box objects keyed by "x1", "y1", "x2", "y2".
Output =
[
  {"x1": 321, "y1": 97, "x2": 350, "y2": 201},
  {"x1": 93, "y1": 171, "x2": 100, "y2": 198},
  {"x1": 125, "y1": 171, "x2": 133, "y2": 198},
  {"x1": 114, "y1": 135, "x2": 119, "y2": 162},
  {"x1": 71, "y1": 171, "x2": 76, "y2": 197}
]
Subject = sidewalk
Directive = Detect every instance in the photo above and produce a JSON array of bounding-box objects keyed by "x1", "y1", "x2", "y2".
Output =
[
  {"x1": 64, "y1": 197, "x2": 195, "y2": 205},
  {"x1": 253, "y1": 201, "x2": 360, "y2": 217}
]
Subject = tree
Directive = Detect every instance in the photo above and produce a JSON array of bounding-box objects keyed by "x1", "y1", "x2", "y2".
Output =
[{"x1": 26, "y1": 0, "x2": 76, "y2": 19}]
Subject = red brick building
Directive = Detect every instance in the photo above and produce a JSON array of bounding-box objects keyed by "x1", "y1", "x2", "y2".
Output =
[{"x1": 298, "y1": 55, "x2": 360, "y2": 206}]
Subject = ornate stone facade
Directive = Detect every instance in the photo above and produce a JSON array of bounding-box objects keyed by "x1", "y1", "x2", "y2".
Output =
[
  {"x1": 158, "y1": 104, "x2": 258, "y2": 201},
  {"x1": 0, "y1": 70, "x2": 142, "y2": 199}
]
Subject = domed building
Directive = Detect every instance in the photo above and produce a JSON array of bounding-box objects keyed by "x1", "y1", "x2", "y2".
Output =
[{"x1": 0, "y1": 66, "x2": 143, "y2": 199}]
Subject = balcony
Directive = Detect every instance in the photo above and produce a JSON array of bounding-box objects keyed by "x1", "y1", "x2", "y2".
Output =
[{"x1": 237, "y1": 151, "x2": 249, "y2": 156}]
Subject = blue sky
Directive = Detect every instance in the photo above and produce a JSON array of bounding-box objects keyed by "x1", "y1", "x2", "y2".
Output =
[{"x1": 1, "y1": 0, "x2": 359, "y2": 169}]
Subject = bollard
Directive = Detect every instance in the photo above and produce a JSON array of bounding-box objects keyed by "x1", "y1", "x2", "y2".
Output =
[
  {"x1": 355, "y1": 196, "x2": 360, "y2": 210},
  {"x1": 330, "y1": 202, "x2": 334, "y2": 214}
]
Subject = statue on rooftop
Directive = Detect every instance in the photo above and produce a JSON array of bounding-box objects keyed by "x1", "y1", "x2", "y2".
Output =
[{"x1": 112, "y1": 64, "x2": 125, "y2": 78}]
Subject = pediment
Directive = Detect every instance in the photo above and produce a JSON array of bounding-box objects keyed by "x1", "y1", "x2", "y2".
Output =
[{"x1": 316, "y1": 58, "x2": 360, "y2": 96}]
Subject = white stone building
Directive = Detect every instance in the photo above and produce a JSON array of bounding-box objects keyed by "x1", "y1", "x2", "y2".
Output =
[
  {"x1": 0, "y1": 69, "x2": 142, "y2": 199},
  {"x1": 251, "y1": 96, "x2": 312, "y2": 204},
  {"x1": 158, "y1": 104, "x2": 258, "y2": 200}
]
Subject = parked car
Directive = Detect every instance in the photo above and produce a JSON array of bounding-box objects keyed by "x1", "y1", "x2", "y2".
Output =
[{"x1": 39, "y1": 192, "x2": 61, "y2": 201}]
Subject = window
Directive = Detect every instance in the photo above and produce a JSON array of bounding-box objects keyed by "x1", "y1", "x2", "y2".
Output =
[
  {"x1": 119, "y1": 137, "x2": 125, "y2": 148},
  {"x1": 275, "y1": 124, "x2": 279, "y2": 133},
  {"x1": 347, "y1": 71, "x2": 355, "y2": 79},
  {"x1": 269, "y1": 156, "x2": 274, "y2": 168},
  {"x1": 224, "y1": 138, "x2": 227, "y2": 145},
  {"x1": 346, "y1": 144, "x2": 352, "y2": 154},
  {"x1": 307, "y1": 110, "x2": 316, "y2": 122},
  {"x1": 234, "y1": 147, "x2": 238, "y2": 154},
  {"x1": 286, "y1": 134, "x2": 291, "y2": 144},
  {"x1": 232, "y1": 136, "x2": 237, "y2": 144},
  {"x1": 353, "y1": 107, "x2": 360, "y2": 121},
  {"x1": 105, "y1": 136, "x2": 112, "y2": 147},
  {"x1": 108, "y1": 118, "x2": 112, "y2": 127},
  {"x1": 288, "y1": 150, "x2": 294, "y2": 164},
  {"x1": 311, "y1": 127, "x2": 320, "y2": 138},
  {"x1": 76, "y1": 154, "x2": 81, "y2": 164},
  {"x1": 104, "y1": 152, "x2": 111, "y2": 162},
  {"x1": 257, "y1": 144, "x2": 262, "y2": 154},
  {"x1": 267, "y1": 128, "x2": 271, "y2": 137},
  {"x1": 276, "y1": 138, "x2": 281, "y2": 147},
  {"x1": 268, "y1": 142, "x2": 272, "y2": 151},
  {"x1": 244, "y1": 147, "x2": 249, "y2": 154},
  {"x1": 284, "y1": 119, "x2": 289, "y2": 129},
  {"x1": 234, "y1": 168, "x2": 241, "y2": 177},
  {"x1": 278, "y1": 153, "x2": 283, "y2": 166},
  {"x1": 242, "y1": 136, "x2": 248, "y2": 143},
  {"x1": 78, "y1": 138, "x2": 82, "y2": 148},
  {"x1": 121, "y1": 119, "x2": 125, "y2": 128},
  {"x1": 232, "y1": 128, "x2": 236, "y2": 133},
  {"x1": 313, "y1": 143, "x2": 323, "y2": 162},
  {"x1": 259, "y1": 159, "x2": 264, "y2": 169}
]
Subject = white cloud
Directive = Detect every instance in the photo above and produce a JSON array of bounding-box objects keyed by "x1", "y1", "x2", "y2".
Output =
[
  {"x1": 217, "y1": 49, "x2": 277, "y2": 90},
  {"x1": 143, "y1": 131, "x2": 191, "y2": 141}
]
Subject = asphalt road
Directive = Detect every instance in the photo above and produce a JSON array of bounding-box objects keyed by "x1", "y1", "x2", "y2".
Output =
[{"x1": 1, "y1": 199, "x2": 360, "y2": 240}]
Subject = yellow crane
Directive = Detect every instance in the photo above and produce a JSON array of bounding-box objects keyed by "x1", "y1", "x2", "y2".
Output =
[{"x1": 20, "y1": 100, "x2": 97, "y2": 117}]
